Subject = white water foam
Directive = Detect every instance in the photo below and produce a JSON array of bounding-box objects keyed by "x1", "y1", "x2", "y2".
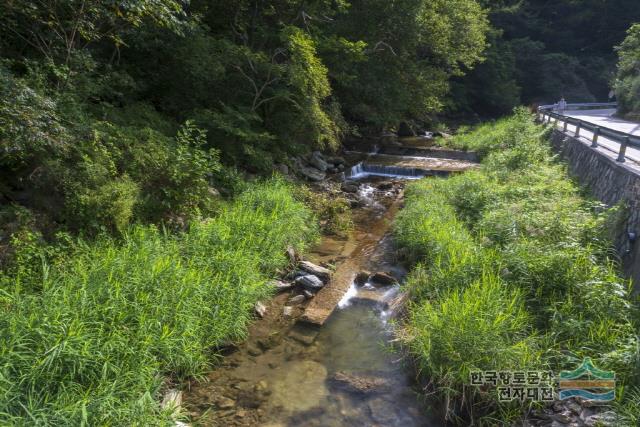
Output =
[{"x1": 337, "y1": 283, "x2": 359, "y2": 309}]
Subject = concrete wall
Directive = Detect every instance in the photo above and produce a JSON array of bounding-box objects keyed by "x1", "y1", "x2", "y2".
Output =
[{"x1": 549, "y1": 130, "x2": 640, "y2": 290}]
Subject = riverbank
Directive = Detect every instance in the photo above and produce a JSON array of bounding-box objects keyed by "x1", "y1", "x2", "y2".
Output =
[
  {"x1": 181, "y1": 177, "x2": 442, "y2": 426},
  {"x1": 0, "y1": 178, "x2": 318, "y2": 425},
  {"x1": 393, "y1": 109, "x2": 640, "y2": 426}
]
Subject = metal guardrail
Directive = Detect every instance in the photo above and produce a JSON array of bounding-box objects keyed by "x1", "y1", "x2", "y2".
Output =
[{"x1": 537, "y1": 103, "x2": 640, "y2": 163}]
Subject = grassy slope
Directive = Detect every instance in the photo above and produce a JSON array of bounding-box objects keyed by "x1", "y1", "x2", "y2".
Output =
[
  {"x1": 394, "y1": 109, "x2": 640, "y2": 425},
  {"x1": 0, "y1": 178, "x2": 318, "y2": 425}
]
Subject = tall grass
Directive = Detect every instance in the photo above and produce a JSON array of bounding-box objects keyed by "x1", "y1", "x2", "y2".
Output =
[
  {"x1": 0, "y1": 178, "x2": 318, "y2": 425},
  {"x1": 395, "y1": 109, "x2": 640, "y2": 423}
]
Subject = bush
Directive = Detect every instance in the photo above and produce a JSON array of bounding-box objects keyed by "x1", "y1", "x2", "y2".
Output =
[{"x1": 0, "y1": 178, "x2": 317, "y2": 425}]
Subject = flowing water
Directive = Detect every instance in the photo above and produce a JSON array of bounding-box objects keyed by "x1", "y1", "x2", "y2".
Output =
[{"x1": 182, "y1": 148, "x2": 475, "y2": 426}]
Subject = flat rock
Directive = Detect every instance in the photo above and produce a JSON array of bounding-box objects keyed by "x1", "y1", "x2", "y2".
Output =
[
  {"x1": 295, "y1": 274, "x2": 325, "y2": 291},
  {"x1": 299, "y1": 261, "x2": 331, "y2": 282},
  {"x1": 286, "y1": 295, "x2": 306, "y2": 306},
  {"x1": 216, "y1": 396, "x2": 236, "y2": 409},
  {"x1": 330, "y1": 371, "x2": 390, "y2": 394},
  {"x1": 288, "y1": 326, "x2": 319, "y2": 346},
  {"x1": 161, "y1": 389, "x2": 183, "y2": 410}
]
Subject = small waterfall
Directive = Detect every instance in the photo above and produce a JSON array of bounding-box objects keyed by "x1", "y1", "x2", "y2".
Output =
[
  {"x1": 369, "y1": 144, "x2": 380, "y2": 155},
  {"x1": 348, "y1": 162, "x2": 443, "y2": 179}
]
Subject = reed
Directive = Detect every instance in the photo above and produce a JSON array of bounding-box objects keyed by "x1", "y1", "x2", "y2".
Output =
[
  {"x1": 395, "y1": 111, "x2": 640, "y2": 424},
  {"x1": 0, "y1": 177, "x2": 318, "y2": 425}
]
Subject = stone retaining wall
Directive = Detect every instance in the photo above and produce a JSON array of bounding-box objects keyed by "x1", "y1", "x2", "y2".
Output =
[{"x1": 550, "y1": 130, "x2": 640, "y2": 290}]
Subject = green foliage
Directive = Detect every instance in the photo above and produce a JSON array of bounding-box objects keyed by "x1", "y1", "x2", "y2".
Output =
[
  {"x1": 450, "y1": 1, "x2": 640, "y2": 116},
  {"x1": 295, "y1": 184, "x2": 353, "y2": 237},
  {"x1": 615, "y1": 387, "x2": 640, "y2": 427},
  {"x1": 0, "y1": 178, "x2": 317, "y2": 425},
  {"x1": 1, "y1": 0, "x2": 188, "y2": 68},
  {"x1": 395, "y1": 112, "x2": 640, "y2": 422},
  {"x1": 69, "y1": 175, "x2": 140, "y2": 235},
  {"x1": 0, "y1": 66, "x2": 67, "y2": 167},
  {"x1": 326, "y1": 0, "x2": 489, "y2": 129},
  {"x1": 408, "y1": 272, "x2": 542, "y2": 422},
  {"x1": 284, "y1": 26, "x2": 342, "y2": 150},
  {"x1": 615, "y1": 24, "x2": 640, "y2": 119}
]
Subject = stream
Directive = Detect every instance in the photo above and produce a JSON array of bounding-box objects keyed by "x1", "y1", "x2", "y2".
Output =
[{"x1": 183, "y1": 140, "x2": 476, "y2": 426}]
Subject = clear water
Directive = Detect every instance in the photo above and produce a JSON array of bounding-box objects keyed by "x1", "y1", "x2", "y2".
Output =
[
  {"x1": 262, "y1": 286, "x2": 442, "y2": 427},
  {"x1": 184, "y1": 179, "x2": 444, "y2": 427}
]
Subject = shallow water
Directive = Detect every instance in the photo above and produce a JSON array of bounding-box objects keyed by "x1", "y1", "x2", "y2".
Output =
[{"x1": 184, "y1": 179, "x2": 444, "y2": 426}]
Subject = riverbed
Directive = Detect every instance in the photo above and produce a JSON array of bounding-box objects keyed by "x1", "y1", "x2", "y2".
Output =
[{"x1": 182, "y1": 143, "x2": 477, "y2": 426}]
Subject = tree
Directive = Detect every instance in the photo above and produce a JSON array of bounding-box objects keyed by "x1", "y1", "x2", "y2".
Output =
[
  {"x1": 0, "y1": 0, "x2": 187, "y2": 65},
  {"x1": 614, "y1": 23, "x2": 640, "y2": 118}
]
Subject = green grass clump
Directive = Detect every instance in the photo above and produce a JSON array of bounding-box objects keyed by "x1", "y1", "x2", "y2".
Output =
[
  {"x1": 395, "y1": 110, "x2": 640, "y2": 423},
  {"x1": 0, "y1": 178, "x2": 318, "y2": 425},
  {"x1": 409, "y1": 272, "x2": 543, "y2": 420}
]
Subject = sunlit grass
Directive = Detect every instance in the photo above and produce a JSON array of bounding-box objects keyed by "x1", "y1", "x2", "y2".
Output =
[
  {"x1": 0, "y1": 177, "x2": 318, "y2": 425},
  {"x1": 395, "y1": 110, "x2": 640, "y2": 423}
]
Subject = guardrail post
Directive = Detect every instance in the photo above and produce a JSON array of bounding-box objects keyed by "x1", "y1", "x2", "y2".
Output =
[
  {"x1": 563, "y1": 119, "x2": 568, "y2": 133},
  {"x1": 617, "y1": 136, "x2": 629, "y2": 163},
  {"x1": 591, "y1": 127, "x2": 600, "y2": 148},
  {"x1": 575, "y1": 121, "x2": 581, "y2": 138}
]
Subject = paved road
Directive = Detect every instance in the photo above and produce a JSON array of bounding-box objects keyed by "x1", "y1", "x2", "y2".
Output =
[{"x1": 552, "y1": 109, "x2": 640, "y2": 167}]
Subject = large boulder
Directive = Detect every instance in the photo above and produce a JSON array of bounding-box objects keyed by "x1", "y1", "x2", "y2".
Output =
[
  {"x1": 397, "y1": 122, "x2": 416, "y2": 137},
  {"x1": 293, "y1": 157, "x2": 326, "y2": 181},
  {"x1": 326, "y1": 156, "x2": 346, "y2": 166},
  {"x1": 369, "y1": 272, "x2": 398, "y2": 287},
  {"x1": 354, "y1": 270, "x2": 371, "y2": 286},
  {"x1": 341, "y1": 182, "x2": 359, "y2": 193},
  {"x1": 299, "y1": 261, "x2": 331, "y2": 282},
  {"x1": 309, "y1": 152, "x2": 329, "y2": 172},
  {"x1": 299, "y1": 165, "x2": 326, "y2": 181},
  {"x1": 295, "y1": 274, "x2": 325, "y2": 291}
]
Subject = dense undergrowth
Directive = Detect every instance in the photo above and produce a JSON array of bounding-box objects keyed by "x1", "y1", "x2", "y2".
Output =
[
  {"x1": 0, "y1": 178, "x2": 318, "y2": 425},
  {"x1": 394, "y1": 109, "x2": 640, "y2": 425}
]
